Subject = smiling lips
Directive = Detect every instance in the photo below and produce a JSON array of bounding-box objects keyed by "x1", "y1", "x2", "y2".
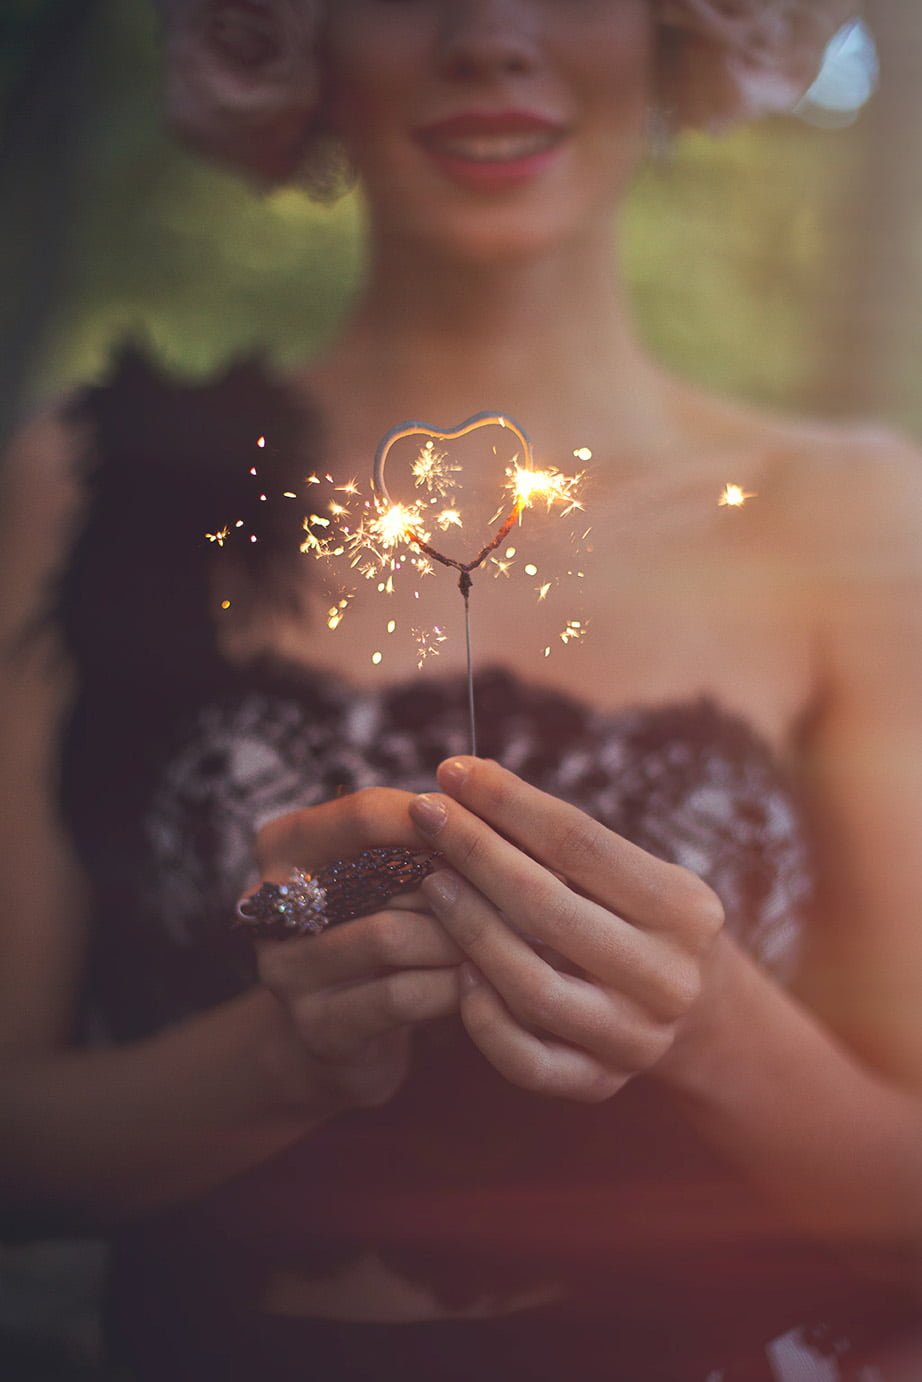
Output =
[{"x1": 415, "y1": 111, "x2": 568, "y2": 189}]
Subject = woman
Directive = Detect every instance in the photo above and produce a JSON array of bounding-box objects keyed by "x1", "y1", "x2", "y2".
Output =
[{"x1": 2, "y1": 1, "x2": 922, "y2": 1377}]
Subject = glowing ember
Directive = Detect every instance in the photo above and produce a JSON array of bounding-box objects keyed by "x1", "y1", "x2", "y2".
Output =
[
  {"x1": 560, "y1": 618, "x2": 587, "y2": 645},
  {"x1": 373, "y1": 501, "x2": 425, "y2": 550},
  {"x1": 509, "y1": 463, "x2": 584, "y2": 517},
  {"x1": 206, "y1": 526, "x2": 230, "y2": 547},
  {"x1": 413, "y1": 625, "x2": 448, "y2": 669},
  {"x1": 326, "y1": 596, "x2": 352, "y2": 631},
  {"x1": 719, "y1": 483, "x2": 757, "y2": 509}
]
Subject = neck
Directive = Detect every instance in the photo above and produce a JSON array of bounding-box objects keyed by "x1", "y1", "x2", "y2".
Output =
[{"x1": 312, "y1": 213, "x2": 681, "y2": 470}]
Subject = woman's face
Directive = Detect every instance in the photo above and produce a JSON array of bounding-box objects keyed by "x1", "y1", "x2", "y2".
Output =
[{"x1": 321, "y1": 0, "x2": 654, "y2": 263}]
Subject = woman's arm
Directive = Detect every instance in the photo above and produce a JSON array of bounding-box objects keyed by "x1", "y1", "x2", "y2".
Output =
[
  {"x1": 0, "y1": 989, "x2": 343, "y2": 1235},
  {"x1": 0, "y1": 416, "x2": 328, "y2": 1232},
  {"x1": 651, "y1": 434, "x2": 922, "y2": 1274},
  {"x1": 0, "y1": 417, "x2": 459, "y2": 1236},
  {"x1": 405, "y1": 434, "x2": 922, "y2": 1283}
]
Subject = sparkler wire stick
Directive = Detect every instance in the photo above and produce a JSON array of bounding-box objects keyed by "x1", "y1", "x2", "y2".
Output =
[{"x1": 373, "y1": 414, "x2": 534, "y2": 755}]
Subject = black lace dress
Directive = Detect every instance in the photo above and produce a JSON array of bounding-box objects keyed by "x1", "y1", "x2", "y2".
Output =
[{"x1": 53, "y1": 352, "x2": 910, "y2": 1380}]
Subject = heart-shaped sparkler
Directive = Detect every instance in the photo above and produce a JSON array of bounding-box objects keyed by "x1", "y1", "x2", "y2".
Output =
[
  {"x1": 372, "y1": 412, "x2": 535, "y2": 594},
  {"x1": 370, "y1": 412, "x2": 591, "y2": 754}
]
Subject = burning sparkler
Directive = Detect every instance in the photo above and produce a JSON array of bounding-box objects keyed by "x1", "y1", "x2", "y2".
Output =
[
  {"x1": 363, "y1": 414, "x2": 584, "y2": 753},
  {"x1": 207, "y1": 419, "x2": 587, "y2": 755}
]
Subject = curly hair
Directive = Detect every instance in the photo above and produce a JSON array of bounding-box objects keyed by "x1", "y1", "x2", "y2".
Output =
[{"x1": 153, "y1": 0, "x2": 863, "y2": 191}]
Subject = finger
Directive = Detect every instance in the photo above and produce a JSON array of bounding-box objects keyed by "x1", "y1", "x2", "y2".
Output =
[
  {"x1": 293, "y1": 966, "x2": 459, "y2": 1059},
  {"x1": 256, "y1": 787, "x2": 425, "y2": 873},
  {"x1": 257, "y1": 908, "x2": 464, "y2": 997},
  {"x1": 424, "y1": 870, "x2": 675, "y2": 1065},
  {"x1": 410, "y1": 793, "x2": 667, "y2": 989},
  {"x1": 459, "y1": 968, "x2": 626, "y2": 1104},
  {"x1": 434, "y1": 758, "x2": 725, "y2": 944}
]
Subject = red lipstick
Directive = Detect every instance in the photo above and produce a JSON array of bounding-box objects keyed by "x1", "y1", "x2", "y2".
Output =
[{"x1": 415, "y1": 110, "x2": 568, "y2": 192}]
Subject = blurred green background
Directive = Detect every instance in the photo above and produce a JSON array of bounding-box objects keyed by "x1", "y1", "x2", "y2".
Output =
[{"x1": 2, "y1": 0, "x2": 922, "y2": 454}]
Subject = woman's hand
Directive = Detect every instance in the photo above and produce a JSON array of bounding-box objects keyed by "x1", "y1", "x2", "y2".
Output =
[
  {"x1": 408, "y1": 758, "x2": 725, "y2": 1104},
  {"x1": 252, "y1": 788, "x2": 463, "y2": 1113}
]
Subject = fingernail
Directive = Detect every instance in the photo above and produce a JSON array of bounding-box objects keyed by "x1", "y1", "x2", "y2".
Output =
[
  {"x1": 423, "y1": 869, "x2": 460, "y2": 907},
  {"x1": 409, "y1": 793, "x2": 448, "y2": 836},
  {"x1": 460, "y1": 961, "x2": 483, "y2": 993},
  {"x1": 438, "y1": 758, "x2": 471, "y2": 793}
]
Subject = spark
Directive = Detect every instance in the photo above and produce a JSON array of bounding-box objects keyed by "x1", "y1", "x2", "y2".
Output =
[
  {"x1": 326, "y1": 596, "x2": 352, "y2": 631},
  {"x1": 560, "y1": 619, "x2": 588, "y2": 645},
  {"x1": 257, "y1": 436, "x2": 266, "y2": 449},
  {"x1": 306, "y1": 473, "x2": 321, "y2": 486},
  {"x1": 718, "y1": 483, "x2": 757, "y2": 509},
  {"x1": 387, "y1": 619, "x2": 397, "y2": 634},
  {"x1": 249, "y1": 467, "x2": 258, "y2": 477},
  {"x1": 524, "y1": 563, "x2": 539, "y2": 577},
  {"x1": 220, "y1": 599, "x2": 232, "y2": 610},
  {"x1": 490, "y1": 557, "x2": 513, "y2": 579},
  {"x1": 412, "y1": 625, "x2": 448, "y2": 669},
  {"x1": 373, "y1": 502, "x2": 424, "y2": 550},
  {"x1": 537, "y1": 582, "x2": 552, "y2": 602},
  {"x1": 573, "y1": 447, "x2": 593, "y2": 462},
  {"x1": 371, "y1": 651, "x2": 383, "y2": 666},
  {"x1": 411, "y1": 439, "x2": 461, "y2": 499},
  {"x1": 301, "y1": 514, "x2": 334, "y2": 557},
  {"x1": 508, "y1": 462, "x2": 585, "y2": 517},
  {"x1": 436, "y1": 508, "x2": 463, "y2": 531},
  {"x1": 206, "y1": 526, "x2": 230, "y2": 547},
  {"x1": 283, "y1": 491, "x2": 297, "y2": 499}
]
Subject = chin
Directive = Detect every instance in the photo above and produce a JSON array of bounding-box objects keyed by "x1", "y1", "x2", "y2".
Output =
[{"x1": 392, "y1": 185, "x2": 621, "y2": 269}]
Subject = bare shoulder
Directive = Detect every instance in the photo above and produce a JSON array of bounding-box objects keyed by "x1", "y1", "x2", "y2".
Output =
[
  {"x1": 686, "y1": 385, "x2": 922, "y2": 577},
  {"x1": 749, "y1": 408, "x2": 922, "y2": 578}
]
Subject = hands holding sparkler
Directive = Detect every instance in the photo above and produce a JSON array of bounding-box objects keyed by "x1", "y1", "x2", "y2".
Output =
[
  {"x1": 251, "y1": 757, "x2": 724, "y2": 1114},
  {"x1": 251, "y1": 788, "x2": 465, "y2": 1113},
  {"x1": 410, "y1": 756, "x2": 726, "y2": 1103},
  {"x1": 246, "y1": 414, "x2": 730, "y2": 1110}
]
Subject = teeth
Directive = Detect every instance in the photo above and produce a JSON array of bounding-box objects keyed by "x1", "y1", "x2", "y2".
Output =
[{"x1": 436, "y1": 131, "x2": 557, "y2": 162}]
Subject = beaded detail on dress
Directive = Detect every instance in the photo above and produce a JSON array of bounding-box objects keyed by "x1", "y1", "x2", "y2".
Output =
[{"x1": 143, "y1": 668, "x2": 809, "y2": 1005}]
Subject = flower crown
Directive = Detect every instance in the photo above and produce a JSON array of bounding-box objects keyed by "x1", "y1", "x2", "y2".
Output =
[
  {"x1": 155, "y1": 0, "x2": 866, "y2": 186},
  {"x1": 656, "y1": 0, "x2": 863, "y2": 129}
]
